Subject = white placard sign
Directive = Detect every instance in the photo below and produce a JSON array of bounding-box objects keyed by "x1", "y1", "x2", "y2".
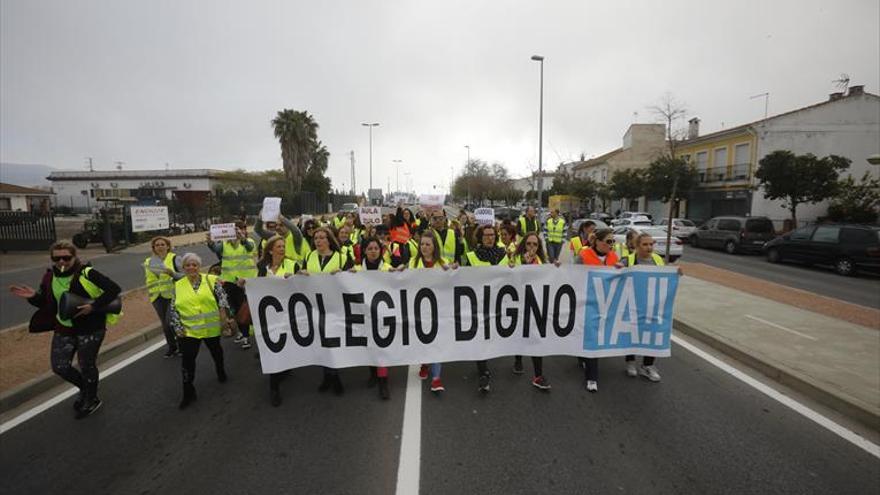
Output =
[
  {"x1": 131, "y1": 206, "x2": 169, "y2": 233},
  {"x1": 210, "y1": 223, "x2": 238, "y2": 241},
  {"x1": 261, "y1": 197, "x2": 282, "y2": 222},
  {"x1": 245, "y1": 265, "x2": 679, "y2": 373},
  {"x1": 474, "y1": 207, "x2": 495, "y2": 225},
  {"x1": 358, "y1": 206, "x2": 383, "y2": 226},
  {"x1": 419, "y1": 194, "x2": 445, "y2": 208}
]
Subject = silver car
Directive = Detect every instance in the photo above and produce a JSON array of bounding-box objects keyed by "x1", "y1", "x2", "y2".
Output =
[{"x1": 613, "y1": 226, "x2": 683, "y2": 261}]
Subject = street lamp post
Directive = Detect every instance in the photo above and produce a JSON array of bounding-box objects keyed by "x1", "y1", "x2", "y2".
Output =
[
  {"x1": 361, "y1": 122, "x2": 380, "y2": 190},
  {"x1": 393, "y1": 159, "x2": 403, "y2": 192},
  {"x1": 530, "y1": 55, "x2": 544, "y2": 208}
]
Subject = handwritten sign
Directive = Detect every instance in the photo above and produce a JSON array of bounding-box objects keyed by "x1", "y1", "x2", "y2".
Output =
[
  {"x1": 210, "y1": 223, "x2": 238, "y2": 241},
  {"x1": 261, "y1": 197, "x2": 282, "y2": 222},
  {"x1": 131, "y1": 206, "x2": 169, "y2": 233},
  {"x1": 358, "y1": 206, "x2": 383, "y2": 226},
  {"x1": 474, "y1": 207, "x2": 495, "y2": 226}
]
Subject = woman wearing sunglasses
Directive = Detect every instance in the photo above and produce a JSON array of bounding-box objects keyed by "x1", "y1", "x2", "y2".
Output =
[
  {"x1": 10, "y1": 241, "x2": 121, "y2": 419},
  {"x1": 574, "y1": 228, "x2": 620, "y2": 392}
]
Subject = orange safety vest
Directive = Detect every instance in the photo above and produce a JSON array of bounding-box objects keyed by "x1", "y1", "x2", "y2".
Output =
[{"x1": 579, "y1": 247, "x2": 619, "y2": 266}]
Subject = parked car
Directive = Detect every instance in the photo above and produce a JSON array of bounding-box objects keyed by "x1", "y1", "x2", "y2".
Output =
[
  {"x1": 689, "y1": 216, "x2": 775, "y2": 254},
  {"x1": 569, "y1": 218, "x2": 609, "y2": 238},
  {"x1": 589, "y1": 212, "x2": 614, "y2": 223},
  {"x1": 658, "y1": 218, "x2": 698, "y2": 240},
  {"x1": 618, "y1": 211, "x2": 653, "y2": 221},
  {"x1": 763, "y1": 223, "x2": 880, "y2": 276},
  {"x1": 494, "y1": 207, "x2": 522, "y2": 222},
  {"x1": 611, "y1": 216, "x2": 653, "y2": 228},
  {"x1": 340, "y1": 202, "x2": 359, "y2": 213},
  {"x1": 613, "y1": 226, "x2": 683, "y2": 261}
]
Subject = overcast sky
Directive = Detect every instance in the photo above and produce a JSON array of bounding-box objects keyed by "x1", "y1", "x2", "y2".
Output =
[{"x1": 2, "y1": 0, "x2": 878, "y2": 194}]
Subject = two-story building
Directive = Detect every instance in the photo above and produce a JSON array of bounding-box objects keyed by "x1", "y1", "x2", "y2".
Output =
[{"x1": 677, "y1": 85, "x2": 880, "y2": 227}]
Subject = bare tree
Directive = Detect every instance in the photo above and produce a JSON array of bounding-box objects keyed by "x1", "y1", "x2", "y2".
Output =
[{"x1": 647, "y1": 93, "x2": 689, "y2": 263}]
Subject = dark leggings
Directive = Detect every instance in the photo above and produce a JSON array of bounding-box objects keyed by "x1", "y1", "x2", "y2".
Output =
[
  {"x1": 476, "y1": 360, "x2": 489, "y2": 376},
  {"x1": 580, "y1": 357, "x2": 599, "y2": 381},
  {"x1": 51, "y1": 330, "x2": 106, "y2": 401},
  {"x1": 625, "y1": 355, "x2": 655, "y2": 366},
  {"x1": 151, "y1": 297, "x2": 178, "y2": 351},
  {"x1": 270, "y1": 370, "x2": 290, "y2": 392},
  {"x1": 514, "y1": 355, "x2": 543, "y2": 377},
  {"x1": 180, "y1": 336, "x2": 225, "y2": 385}
]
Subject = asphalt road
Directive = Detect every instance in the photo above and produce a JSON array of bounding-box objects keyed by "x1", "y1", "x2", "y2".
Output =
[
  {"x1": 0, "y1": 245, "x2": 217, "y2": 330},
  {"x1": 681, "y1": 244, "x2": 880, "y2": 309},
  {"x1": 1, "y1": 341, "x2": 876, "y2": 494}
]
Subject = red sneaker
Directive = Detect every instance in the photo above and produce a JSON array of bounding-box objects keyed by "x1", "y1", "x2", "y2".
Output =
[
  {"x1": 418, "y1": 364, "x2": 429, "y2": 380},
  {"x1": 430, "y1": 377, "x2": 445, "y2": 392},
  {"x1": 531, "y1": 375, "x2": 551, "y2": 390}
]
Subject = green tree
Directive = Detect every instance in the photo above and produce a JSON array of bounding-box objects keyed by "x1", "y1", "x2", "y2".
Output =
[
  {"x1": 644, "y1": 156, "x2": 698, "y2": 216},
  {"x1": 271, "y1": 109, "x2": 319, "y2": 192},
  {"x1": 610, "y1": 168, "x2": 647, "y2": 209},
  {"x1": 755, "y1": 150, "x2": 850, "y2": 227},
  {"x1": 827, "y1": 172, "x2": 880, "y2": 223}
]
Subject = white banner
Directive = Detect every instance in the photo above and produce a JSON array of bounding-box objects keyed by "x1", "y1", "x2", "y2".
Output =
[
  {"x1": 474, "y1": 207, "x2": 495, "y2": 225},
  {"x1": 130, "y1": 206, "x2": 169, "y2": 233},
  {"x1": 210, "y1": 223, "x2": 238, "y2": 241},
  {"x1": 358, "y1": 206, "x2": 383, "y2": 226},
  {"x1": 245, "y1": 265, "x2": 679, "y2": 373},
  {"x1": 261, "y1": 197, "x2": 282, "y2": 222},
  {"x1": 419, "y1": 194, "x2": 445, "y2": 208}
]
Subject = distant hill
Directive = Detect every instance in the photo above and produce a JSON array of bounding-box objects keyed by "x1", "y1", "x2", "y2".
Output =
[{"x1": 0, "y1": 163, "x2": 56, "y2": 187}]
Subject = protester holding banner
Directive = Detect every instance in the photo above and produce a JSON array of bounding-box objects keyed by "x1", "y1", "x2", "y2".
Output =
[
  {"x1": 337, "y1": 224, "x2": 356, "y2": 266},
  {"x1": 168, "y1": 253, "x2": 231, "y2": 410},
  {"x1": 569, "y1": 220, "x2": 596, "y2": 259},
  {"x1": 10, "y1": 241, "x2": 122, "y2": 419},
  {"x1": 301, "y1": 218, "x2": 318, "y2": 249},
  {"x1": 574, "y1": 228, "x2": 620, "y2": 392},
  {"x1": 429, "y1": 211, "x2": 463, "y2": 265},
  {"x1": 143, "y1": 236, "x2": 183, "y2": 358},
  {"x1": 505, "y1": 232, "x2": 554, "y2": 390},
  {"x1": 614, "y1": 229, "x2": 637, "y2": 260},
  {"x1": 299, "y1": 227, "x2": 354, "y2": 395},
  {"x1": 498, "y1": 223, "x2": 518, "y2": 259},
  {"x1": 206, "y1": 221, "x2": 256, "y2": 350},
  {"x1": 462, "y1": 224, "x2": 510, "y2": 392}
]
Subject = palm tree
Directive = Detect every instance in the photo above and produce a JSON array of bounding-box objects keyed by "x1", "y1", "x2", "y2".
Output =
[{"x1": 271, "y1": 109, "x2": 318, "y2": 192}]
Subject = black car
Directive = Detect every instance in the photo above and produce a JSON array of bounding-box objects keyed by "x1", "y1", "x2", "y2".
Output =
[
  {"x1": 763, "y1": 223, "x2": 880, "y2": 276},
  {"x1": 689, "y1": 216, "x2": 776, "y2": 254}
]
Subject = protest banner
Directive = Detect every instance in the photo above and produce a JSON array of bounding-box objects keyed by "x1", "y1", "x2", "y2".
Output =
[
  {"x1": 261, "y1": 197, "x2": 282, "y2": 222},
  {"x1": 210, "y1": 223, "x2": 238, "y2": 241},
  {"x1": 474, "y1": 207, "x2": 495, "y2": 225},
  {"x1": 419, "y1": 194, "x2": 445, "y2": 213},
  {"x1": 358, "y1": 206, "x2": 383, "y2": 226},
  {"x1": 245, "y1": 265, "x2": 678, "y2": 373},
  {"x1": 130, "y1": 206, "x2": 169, "y2": 233}
]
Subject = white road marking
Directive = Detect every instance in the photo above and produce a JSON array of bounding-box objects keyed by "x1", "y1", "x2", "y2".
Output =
[
  {"x1": 745, "y1": 314, "x2": 818, "y2": 341},
  {"x1": 672, "y1": 335, "x2": 879, "y2": 459},
  {"x1": 395, "y1": 365, "x2": 423, "y2": 495},
  {"x1": 0, "y1": 340, "x2": 165, "y2": 435}
]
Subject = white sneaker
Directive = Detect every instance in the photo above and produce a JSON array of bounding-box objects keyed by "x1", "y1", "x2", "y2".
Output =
[
  {"x1": 585, "y1": 380, "x2": 598, "y2": 393},
  {"x1": 233, "y1": 333, "x2": 246, "y2": 344},
  {"x1": 639, "y1": 365, "x2": 661, "y2": 382},
  {"x1": 240, "y1": 338, "x2": 252, "y2": 350},
  {"x1": 626, "y1": 362, "x2": 637, "y2": 377}
]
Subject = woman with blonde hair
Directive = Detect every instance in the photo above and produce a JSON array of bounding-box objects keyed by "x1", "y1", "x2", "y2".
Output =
[{"x1": 144, "y1": 236, "x2": 183, "y2": 358}]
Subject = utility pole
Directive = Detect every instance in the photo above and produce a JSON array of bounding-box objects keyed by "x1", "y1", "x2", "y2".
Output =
[
  {"x1": 531, "y1": 55, "x2": 545, "y2": 208},
  {"x1": 85, "y1": 157, "x2": 94, "y2": 172},
  {"x1": 349, "y1": 151, "x2": 356, "y2": 195},
  {"x1": 361, "y1": 122, "x2": 380, "y2": 190}
]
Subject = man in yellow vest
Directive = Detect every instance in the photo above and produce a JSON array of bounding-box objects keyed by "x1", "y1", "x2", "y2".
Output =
[
  {"x1": 545, "y1": 208, "x2": 566, "y2": 263},
  {"x1": 430, "y1": 210, "x2": 462, "y2": 265},
  {"x1": 517, "y1": 206, "x2": 540, "y2": 238},
  {"x1": 206, "y1": 220, "x2": 256, "y2": 349}
]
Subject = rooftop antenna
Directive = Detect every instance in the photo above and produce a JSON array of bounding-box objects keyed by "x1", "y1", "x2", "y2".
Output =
[
  {"x1": 749, "y1": 92, "x2": 770, "y2": 119},
  {"x1": 632, "y1": 111, "x2": 639, "y2": 123},
  {"x1": 832, "y1": 73, "x2": 850, "y2": 93},
  {"x1": 85, "y1": 157, "x2": 94, "y2": 171},
  {"x1": 114, "y1": 161, "x2": 124, "y2": 171}
]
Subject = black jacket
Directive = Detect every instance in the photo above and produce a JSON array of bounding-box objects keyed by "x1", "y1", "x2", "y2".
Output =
[{"x1": 27, "y1": 263, "x2": 122, "y2": 334}]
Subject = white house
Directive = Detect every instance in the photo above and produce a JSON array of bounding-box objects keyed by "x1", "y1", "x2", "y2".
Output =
[{"x1": 0, "y1": 182, "x2": 54, "y2": 212}]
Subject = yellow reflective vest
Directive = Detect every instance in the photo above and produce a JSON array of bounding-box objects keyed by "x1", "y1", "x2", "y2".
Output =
[
  {"x1": 174, "y1": 274, "x2": 221, "y2": 339},
  {"x1": 546, "y1": 217, "x2": 565, "y2": 244},
  {"x1": 265, "y1": 258, "x2": 298, "y2": 277},
  {"x1": 220, "y1": 241, "x2": 256, "y2": 283},
  {"x1": 144, "y1": 253, "x2": 176, "y2": 302},
  {"x1": 433, "y1": 229, "x2": 457, "y2": 264},
  {"x1": 625, "y1": 252, "x2": 665, "y2": 266},
  {"x1": 465, "y1": 251, "x2": 509, "y2": 267},
  {"x1": 305, "y1": 250, "x2": 344, "y2": 273},
  {"x1": 52, "y1": 267, "x2": 121, "y2": 327}
]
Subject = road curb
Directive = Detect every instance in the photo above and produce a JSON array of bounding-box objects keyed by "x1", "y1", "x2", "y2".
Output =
[
  {"x1": 0, "y1": 323, "x2": 163, "y2": 415},
  {"x1": 673, "y1": 317, "x2": 880, "y2": 432}
]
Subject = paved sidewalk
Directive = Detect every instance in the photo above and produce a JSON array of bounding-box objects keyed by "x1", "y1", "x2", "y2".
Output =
[{"x1": 674, "y1": 276, "x2": 880, "y2": 429}]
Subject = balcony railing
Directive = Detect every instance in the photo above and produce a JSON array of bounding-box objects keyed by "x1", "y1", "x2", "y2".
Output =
[{"x1": 697, "y1": 163, "x2": 751, "y2": 184}]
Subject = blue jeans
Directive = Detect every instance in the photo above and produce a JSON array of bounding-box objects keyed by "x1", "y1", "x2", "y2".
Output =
[
  {"x1": 430, "y1": 363, "x2": 442, "y2": 379},
  {"x1": 547, "y1": 242, "x2": 563, "y2": 262}
]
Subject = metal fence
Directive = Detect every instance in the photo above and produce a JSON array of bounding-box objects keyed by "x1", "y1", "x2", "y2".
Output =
[{"x1": 0, "y1": 211, "x2": 56, "y2": 252}]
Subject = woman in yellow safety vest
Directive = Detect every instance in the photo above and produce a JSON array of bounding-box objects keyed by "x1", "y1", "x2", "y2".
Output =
[
  {"x1": 252, "y1": 235, "x2": 298, "y2": 407},
  {"x1": 498, "y1": 223, "x2": 518, "y2": 259},
  {"x1": 353, "y1": 236, "x2": 395, "y2": 400},
  {"x1": 464, "y1": 224, "x2": 509, "y2": 393},
  {"x1": 10, "y1": 240, "x2": 122, "y2": 419},
  {"x1": 299, "y1": 227, "x2": 354, "y2": 395},
  {"x1": 617, "y1": 232, "x2": 683, "y2": 384},
  {"x1": 337, "y1": 223, "x2": 356, "y2": 266},
  {"x1": 408, "y1": 230, "x2": 458, "y2": 394},
  {"x1": 569, "y1": 220, "x2": 596, "y2": 260},
  {"x1": 506, "y1": 232, "x2": 558, "y2": 391},
  {"x1": 206, "y1": 220, "x2": 256, "y2": 350},
  {"x1": 614, "y1": 229, "x2": 638, "y2": 260},
  {"x1": 168, "y1": 252, "x2": 233, "y2": 410},
  {"x1": 144, "y1": 236, "x2": 184, "y2": 358}
]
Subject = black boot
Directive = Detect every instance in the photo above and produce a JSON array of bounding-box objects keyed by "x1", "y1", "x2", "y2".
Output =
[
  {"x1": 179, "y1": 384, "x2": 197, "y2": 410},
  {"x1": 270, "y1": 389, "x2": 282, "y2": 407},
  {"x1": 217, "y1": 368, "x2": 228, "y2": 383},
  {"x1": 318, "y1": 373, "x2": 333, "y2": 393},
  {"x1": 378, "y1": 377, "x2": 390, "y2": 400},
  {"x1": 367, "y1": 367, "x2": 378, "y2": 388}
]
